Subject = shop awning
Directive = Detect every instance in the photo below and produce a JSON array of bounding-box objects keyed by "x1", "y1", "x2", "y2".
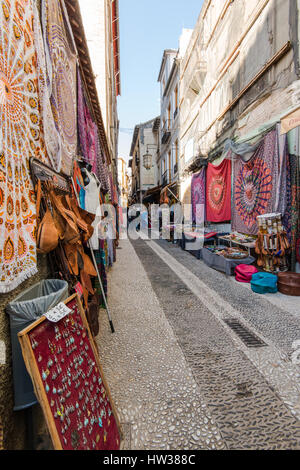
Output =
[{"x1": 143, "y1": 186, "x2": 162, "y2": 203}]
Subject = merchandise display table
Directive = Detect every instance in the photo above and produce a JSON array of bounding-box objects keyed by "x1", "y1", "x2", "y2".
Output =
[
  {"x1": 217, "y1": 235, "x2": 256, "y2": 255},
  {"x1": 201, "y1": 247, "x2": 256, "y2": 276},
  {"x1": 183, "y1": 232, "x2": 218, "y2": 259}
]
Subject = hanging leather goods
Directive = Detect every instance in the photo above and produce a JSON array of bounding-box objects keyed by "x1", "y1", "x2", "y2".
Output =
[
  {"x1": 64, "y1": 243, "x2": 80, "y2": 276},
  {"x1": 255, "y1": 233, "x2": 264, "y2": 267},
  {"x1": 78, "y1": 245, "x2": 97, "y2": 277},
  {"x1": 86, "y1": 293, "x2": 100, "y2": 337},
  {"x1": 65, "y1": 195, "x2": 95, "y2": 242},
  {"x1": 36, "y1": 180, "x2": 59, "y2": 254},
  {"x1": 48, "y1": 187, "x2": 80, "y2": 245}
]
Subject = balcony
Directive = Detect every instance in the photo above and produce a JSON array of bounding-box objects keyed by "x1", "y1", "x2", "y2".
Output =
[{"x1": 161, "y1": 120, "x2": 171, "y2": 145}]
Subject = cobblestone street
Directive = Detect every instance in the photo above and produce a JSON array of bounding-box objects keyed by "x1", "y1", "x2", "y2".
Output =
[{"x1": 96, "y1": 238, "x2": 300, "y2": 450}]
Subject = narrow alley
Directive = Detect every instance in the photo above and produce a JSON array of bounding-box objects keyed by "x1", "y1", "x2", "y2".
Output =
[
  {"x1": 2, "y1": 0, "x2": 300, "y2": 456},
  {"x1": 97, "y1": 239, "x2": 300, "y2": 450}
]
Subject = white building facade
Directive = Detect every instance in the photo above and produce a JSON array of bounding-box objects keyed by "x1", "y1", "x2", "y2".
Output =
[
  {"x1": 179, "y1": 0, "x2": 300, "y2": 204},
  {"x1": 158, "y1": 50, "x2": 179, "y2": 192},
  {"x1": 129, "y1": 118, "x2": 160, "y2": 204}
]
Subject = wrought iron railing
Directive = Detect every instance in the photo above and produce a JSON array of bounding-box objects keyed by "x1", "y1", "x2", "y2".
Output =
[
  {"x1": 162, "y1": 170, "x2": 170, "y2": 187},
  {"x1": 161, "y1": 120, "x2": 171, "y2": 145}
]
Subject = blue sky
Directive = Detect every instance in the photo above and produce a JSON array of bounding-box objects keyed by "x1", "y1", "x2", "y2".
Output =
[{"x1": 118, "y1": 0, "x2": 204, "y2": 160}]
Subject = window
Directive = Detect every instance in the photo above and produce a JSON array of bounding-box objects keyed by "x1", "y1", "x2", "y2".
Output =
[
  {"x1": 175, "y1": 140, "x2": 179, "y2": 167},
  {"x1": 168, "y1": 103, "x2": 171, "y2": 129},
  {"x1": 168, "y1": 150, "x2": 172, "y2": 180},
  {"x1": 174, "y1": 85, "x2": 178, "y2": 110}
]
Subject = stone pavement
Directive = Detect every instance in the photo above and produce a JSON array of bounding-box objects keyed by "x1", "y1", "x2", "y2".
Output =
[{"x1": 96, "y1": 238, "x2": 300, "y2": 450}]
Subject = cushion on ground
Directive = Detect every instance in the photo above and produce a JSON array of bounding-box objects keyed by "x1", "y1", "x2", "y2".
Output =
[{"x1": 251, "y1": 272, "x2": 278, "y2": 294}]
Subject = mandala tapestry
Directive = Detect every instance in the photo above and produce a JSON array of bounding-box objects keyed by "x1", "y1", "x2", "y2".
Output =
[
  {"x1": 232, "y1": 129, "x2": 279, "y2": 235},
  {"x1": 206, "y1": 159, "x2": 231, "y2": 223},
  {"x1": 42, "y1": 0, "x2": 77, "y2": 176},
  {"x1": 0, "y1": 0, "x2": 50, "y2": 292},
  {"x1": 191, "y1": 168, "x2": 206, "y2": 225}
]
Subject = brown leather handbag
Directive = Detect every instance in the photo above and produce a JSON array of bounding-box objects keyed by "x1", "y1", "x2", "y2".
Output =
[
  {"x1": 36, "y1": 180, "x2": 59, "y2": 254},
  {"x1": 48, "y1": 187, "x2": 80, "y2": 245},
  {"x1": 65, "y1": 195, "x2": 95, "y2": 242},
  {"x1": 277, "y1": 272, "x2": 300, "y2": 296},
  {"x1": 86, "y1": 293, "x2": 100, "y2": 337}
]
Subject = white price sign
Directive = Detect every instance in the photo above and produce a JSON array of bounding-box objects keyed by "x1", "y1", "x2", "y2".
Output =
[{"x1": 44, "y1": 302, "x2": 72, "y2": 323}]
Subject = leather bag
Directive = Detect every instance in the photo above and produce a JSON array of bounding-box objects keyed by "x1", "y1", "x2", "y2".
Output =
[
  {"x1": 86, "y1": 294, "x2": 100, "y2": 337},
  {"x1": 48, "y1": 187, "x2": 80, "y2": 245},
  {"x1": 36, "y1": 180, "x2": 59, "y2": 254}
]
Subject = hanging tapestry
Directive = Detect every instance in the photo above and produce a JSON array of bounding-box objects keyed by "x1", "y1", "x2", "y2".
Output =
[
  {"x1": 33, "y1": 1, "x2": 61, "y2": 171},
  {"x1": 41, "y1": 0, "x2": 77, "y2": 176},
  {"x1": 206, "y1": 159, "x2": 231, "y2": 222},
  {"x1": 232, "y1": 128, "x2": 279, "y2": 235},
  {"x1": 191, "y1": 168, "x2": 206, "y2": 225},
  {"x1": 282, "y1": 151, "x2": 292, "y2": 241},
  {"x1": 96, "y1": 136, "x2": 109, "y2": 192},
  {"x1": 77, "y1": 70, "x2": 100, "y2": 177},
  {"x1": 0, "y1": 0, "x2": 50, "y2": 293},
  {"x1": 77, "y1": 69, "x2": 89, "y2": 159},
  {"x1": 109, "y1": 173, "x2": 118, "y2": 205},
  {"x1": 290, "y1": 154, "x2": 300, "y2": 271},
  {"x1": 87, "y1": 121, "x2": 97, "y2": 173}
]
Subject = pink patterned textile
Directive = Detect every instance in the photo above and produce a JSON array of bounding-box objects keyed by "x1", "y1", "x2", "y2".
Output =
[
  {"x1": 77, "y1": 70, "x2": 89, "y2": 160},
  {"x1": 77, "y1": 71, "x2": 99, "y2": 175},
  {"x1": 191, "y1": 168, "x2": 206, "y2": 225}
]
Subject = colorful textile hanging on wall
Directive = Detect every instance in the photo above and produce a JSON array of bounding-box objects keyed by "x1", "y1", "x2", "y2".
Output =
[
  {"x1": 232, "y1": 128, "x2": 279, "y2": 235},
  {"x1": 77, "y1": 70, "x2": 99, "y2": 176},
  {"x1": 96, "y1": 137, "x2": 109, "y2": 192},
  {"x1": 0, "y1": 0, "x2": 50, "y2": 293},
  {"x1": 88, "y1": 121, "x2": 97, "y2": 173},
  {"x1": 191, "y1": 168, "x2": 206, "y2": 225},
  {"x1": 290, "y1": 154, "x2": 300, "y2": 270},
  {"x1": 33, "y1": 0, "x2": 61, "y2": 172},
  {"x1": 41, "y1": 0, "x2": 77, "y2": 176},
  {"x1": 206, "y1": 159, "x2": 231, "y2": 222},
  {"x1": 77, "y1": 70, "x2": 89, "y2": 159}
]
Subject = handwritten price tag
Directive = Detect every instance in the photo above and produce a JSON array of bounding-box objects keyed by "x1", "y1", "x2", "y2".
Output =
[{"x1": 44, "y1": 303, "x2": 73, "y2": 323}]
